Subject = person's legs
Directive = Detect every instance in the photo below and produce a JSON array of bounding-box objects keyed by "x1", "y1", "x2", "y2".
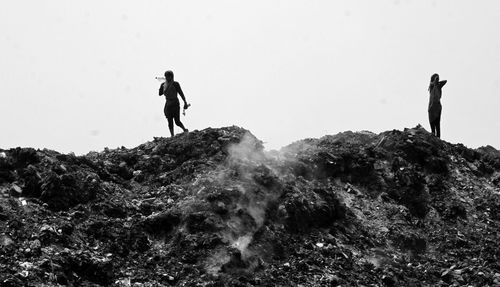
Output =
[
  {"x1": 430, "y1": 120, "x2": 436, "y2": 136},
  {"x1": 167, "y1": 116, "x2": 174, "y2": 137},
  {"x1": 435, "y1": 116, "x2": 441, "y2": 138},
  {"x1": 173, "y1": 106, "x2": 187, "y2": 132},
  {"x1": 174, "y1": 116, "x2": 186, "y2": 131},
  {"x1": 164, "y1": 103, "x2": 175, "y2": 137}
]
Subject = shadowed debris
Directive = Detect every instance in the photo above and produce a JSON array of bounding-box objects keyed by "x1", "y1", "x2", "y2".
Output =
[{"x1": 0, "y1": 125, "x2": 499, "y2": 286}]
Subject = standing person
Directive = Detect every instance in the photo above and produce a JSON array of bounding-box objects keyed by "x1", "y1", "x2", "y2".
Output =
[
  {"x1": 159, "y1": 70, "x2": 189, "y2": 137},
  {"x1": 428, "y1": 73, "x2": 447, "y2": 138}
]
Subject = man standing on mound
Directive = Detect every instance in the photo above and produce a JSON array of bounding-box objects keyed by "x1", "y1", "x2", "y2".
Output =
[{"x1": 159, "y1": 70, "x2": 189, "y2": 137}]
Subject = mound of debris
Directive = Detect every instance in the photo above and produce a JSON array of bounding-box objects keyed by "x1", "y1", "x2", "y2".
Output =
[{"x1": 1, "y1": 125, "x2": 499, "y2": 286}]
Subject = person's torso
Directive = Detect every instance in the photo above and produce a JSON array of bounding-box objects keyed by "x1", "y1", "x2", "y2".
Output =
[
  {"x1": 163, "y1": 82, "x2": 179, "y2": 103},
  {"x1": 428, "y1": 85, "x2": 442, "y2": 109}
]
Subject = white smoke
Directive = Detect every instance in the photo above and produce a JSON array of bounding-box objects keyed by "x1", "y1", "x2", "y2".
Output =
[
  {"x1": 203, "y1": 132, "x2": 282, "y2": 273},
  {"x1": 202, "y1": 132, "x2": 321, "y2": 274},
  {"x1": 231, "y1": 235, "x2": 253, "y2": 259}
]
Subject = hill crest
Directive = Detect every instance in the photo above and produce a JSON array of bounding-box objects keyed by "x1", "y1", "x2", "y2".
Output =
[{"x1": 1, "y1": 126, "x2": 499, "y2": 286}]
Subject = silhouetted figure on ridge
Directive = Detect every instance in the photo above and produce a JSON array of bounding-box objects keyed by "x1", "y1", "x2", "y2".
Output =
[
  {"x1": 428, "y1": 73, "x2": 447, "y2": 138},
  {"x1": 159, "y1": 70, "x2": 189, "y2": 137}
]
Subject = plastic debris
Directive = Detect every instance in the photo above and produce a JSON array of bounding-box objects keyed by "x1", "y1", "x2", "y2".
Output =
[{"x1": 0, "y1": 126, "x2": 498, "y2": 286}]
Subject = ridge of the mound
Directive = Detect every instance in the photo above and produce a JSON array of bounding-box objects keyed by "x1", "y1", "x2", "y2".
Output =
[{"x1": 1, "y1": 125, "x2": 499, "y2": 286}]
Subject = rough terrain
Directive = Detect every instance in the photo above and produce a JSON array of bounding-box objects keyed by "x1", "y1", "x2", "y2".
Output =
[{"x1": 1, "y1": 125, "x2": 500, "y2": 286}]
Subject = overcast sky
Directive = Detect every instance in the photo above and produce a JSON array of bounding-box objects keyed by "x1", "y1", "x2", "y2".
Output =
[{"x1": 1, "y1": 0, "x2": 500, "y2": 154}]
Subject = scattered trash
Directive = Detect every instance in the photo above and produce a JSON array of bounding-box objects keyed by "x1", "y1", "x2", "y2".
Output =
[
  {"x1": 0, "y1": 234, "x2": 14, "y2": 247},
  {"x1": 441, "y1": 264, "x2": 456, "y2": 277},
  {"x1": 115, "y1": 278, "x2": 131, "y2": 287},
  {"x1": 0, "y1": 126, "x2": 499, "y2": 285},
  {"x1": 19, "y1": 262, "x2": 34, "y2": 269},
  {"x1": 10, "y1": 184, "x2": 22, "y2": 195}
]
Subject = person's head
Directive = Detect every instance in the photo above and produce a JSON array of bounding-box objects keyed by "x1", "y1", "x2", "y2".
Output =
[
  {"x1": 430, "y1": 73, "x2": 439, "y2": 82},
  {"x1": 429, "y1": 73, "x2": 439, "y2": 91},
  {"x1": 164, "y1": 70, "x2": 174, "y2": 82}
]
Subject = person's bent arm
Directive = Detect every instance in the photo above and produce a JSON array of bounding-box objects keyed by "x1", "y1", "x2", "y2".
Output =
[
  {"x1": 433, "y1": 77, "x2": 439, "y2": 85},
  {"x1": 159, "y1": 83, "x2": 164, "y2": 96},
  {"x1": 175, "y1": 82, "x2": 188, "y2": 107},
  {"x1": 439, "y1": 80, "x2": 447, "y2": 88}
]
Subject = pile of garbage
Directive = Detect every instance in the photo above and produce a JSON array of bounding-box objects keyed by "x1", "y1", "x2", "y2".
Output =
[{"x1": 1, "y1": 125, "x2": 499, "y2": 286}]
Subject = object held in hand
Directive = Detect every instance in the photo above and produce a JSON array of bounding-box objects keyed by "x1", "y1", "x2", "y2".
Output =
[
  {"x1": 183, "y1": 103, "x2": 191, "y2": 116},
  {"x1": 155, "y1": 77, "x2": 166, "y2": 82}
]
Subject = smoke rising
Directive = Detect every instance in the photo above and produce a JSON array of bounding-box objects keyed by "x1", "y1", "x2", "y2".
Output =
[{"x1": 202, "y1": 132, "x2": 285, "y2": 273}]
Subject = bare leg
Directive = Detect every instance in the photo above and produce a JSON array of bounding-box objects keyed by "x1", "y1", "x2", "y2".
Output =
[
  {"x1": 430, "y1": 120, "x2": 436, "y2": 136},
  {"x1": 174, "y1": 114, "x2": 187, "y2": 132},
  {"x1": 167, "y1": 117, "x2": 174, "y2": 137},
  {"x1": 436, "y1": 118, "x2": 441, "y2": 138}
]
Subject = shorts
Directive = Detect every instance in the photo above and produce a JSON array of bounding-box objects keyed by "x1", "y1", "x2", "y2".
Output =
[{"x1": 164, "y1": 102, "x2": 180, "y2": 120}]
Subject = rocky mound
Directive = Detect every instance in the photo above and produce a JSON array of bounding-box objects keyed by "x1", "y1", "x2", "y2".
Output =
[{"x1": 1, "y1": 125, "x2": 499, "y2": 286}]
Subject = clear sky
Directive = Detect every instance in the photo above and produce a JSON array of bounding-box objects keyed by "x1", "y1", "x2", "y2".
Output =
[{"x1": 1, "y1": 0, "x2": 500, "y2": 154}]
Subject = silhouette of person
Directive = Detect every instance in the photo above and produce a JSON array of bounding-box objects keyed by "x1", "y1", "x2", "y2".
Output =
[
  {"x1": 428, "y1": 73, "x2": 447, "y2": 138},
  {"x1": 159, "y1": 70, "x2": 189, "y2": 137}
]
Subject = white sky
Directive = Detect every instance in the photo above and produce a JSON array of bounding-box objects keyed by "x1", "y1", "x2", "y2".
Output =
[{"x1": 1, "y1": 0, "x2": 500, "y2": 154}]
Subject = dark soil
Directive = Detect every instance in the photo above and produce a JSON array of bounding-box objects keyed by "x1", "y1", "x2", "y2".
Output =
[{"x1": 1, "y1": 125, "x2": 499, "y2": 286}]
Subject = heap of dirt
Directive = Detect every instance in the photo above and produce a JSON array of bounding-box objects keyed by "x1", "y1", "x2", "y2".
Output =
[{"x1": 1, "y1": 125, "x2": 499, "y2": 286}]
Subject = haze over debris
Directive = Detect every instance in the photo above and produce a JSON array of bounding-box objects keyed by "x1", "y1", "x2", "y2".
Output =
[{"x1": 1, "y1": 126, "x2": 500, "y2": 286}]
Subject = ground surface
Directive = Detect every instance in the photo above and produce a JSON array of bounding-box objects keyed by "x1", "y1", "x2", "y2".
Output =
[{"x1": 1, "y1": 126, "x2": 500, "y2": 286}]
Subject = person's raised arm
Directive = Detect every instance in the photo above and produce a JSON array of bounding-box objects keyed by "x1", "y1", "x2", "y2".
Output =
[
  {"x1": 433, "y1": 76, "x2": 439, "y2": 86},
  {"x1": 159, "y1": 83, "x2": 164, "y2": 96},
  {"x1": 175, "y1": 82, "x2": 188, "y2": 108},
  {"x1": 439, "y1": 80, "x2": 447, "y2": 88}
]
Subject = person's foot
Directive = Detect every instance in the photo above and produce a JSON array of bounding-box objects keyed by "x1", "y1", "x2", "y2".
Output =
[{"x1": 183, "y1": 129, "x2": 189, "y2": 133}]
